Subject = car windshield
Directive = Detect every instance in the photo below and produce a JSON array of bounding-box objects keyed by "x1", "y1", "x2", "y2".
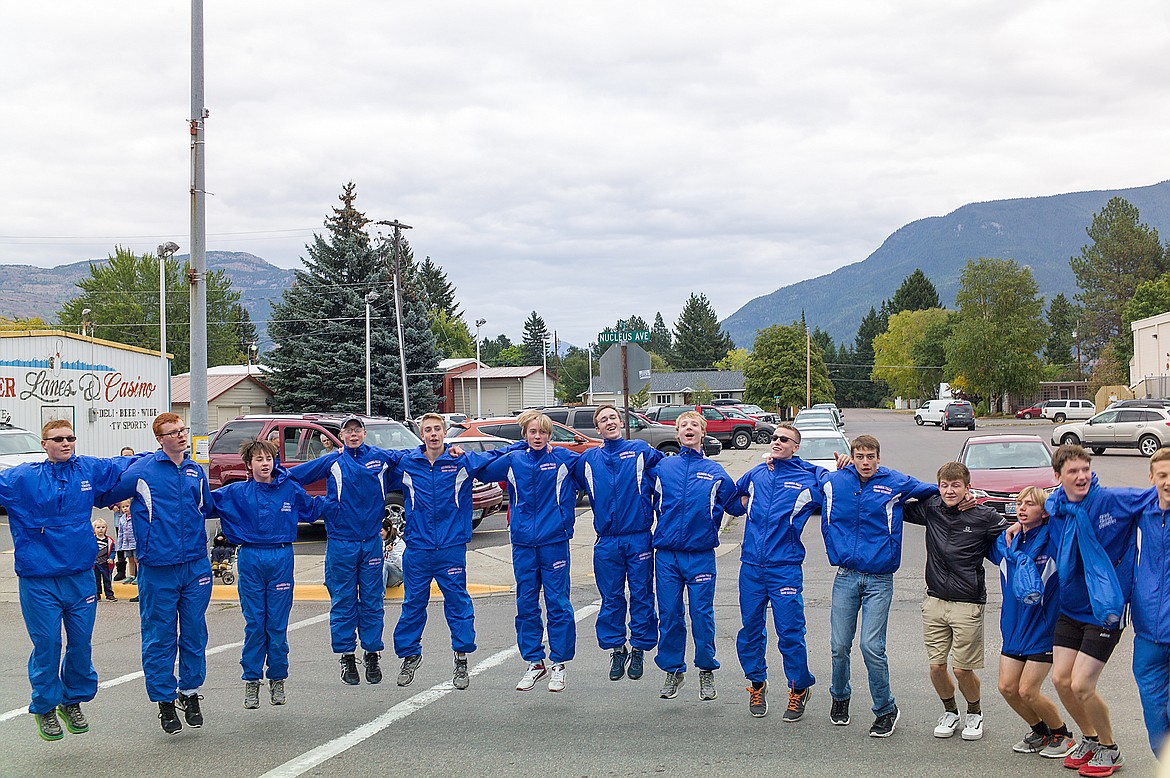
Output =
[
  {"x1": 963, "y1": 440, "x2": 1051, "y2": 470},
  {"x1": 0, "y1": 432, "x2": 40, "y2": 455},
  {"x1": 799, "y1": 436, "x2": 849, "y2": 460},
  {"x1": 364, "y1": 423, "x2": 422, "y2": 449}
]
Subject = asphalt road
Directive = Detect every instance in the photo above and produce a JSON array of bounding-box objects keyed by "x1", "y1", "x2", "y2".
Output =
[{"x1": 0, "y1": 409, "x2": 1162, "y2": 777}]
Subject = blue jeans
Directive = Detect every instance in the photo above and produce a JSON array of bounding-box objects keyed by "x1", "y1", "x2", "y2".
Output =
[
  {"x1": 830, "y1": 568, "x2": 895, "y2": 716},
  {"x1": 1133, "y1": 634, "x2": 1170, "y2": 756}
]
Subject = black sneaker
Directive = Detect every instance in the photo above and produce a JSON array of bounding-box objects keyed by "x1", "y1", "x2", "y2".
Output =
[
  {"x1": 364, "y1": 652, "x2": 383, "y2": 684},
  {"x1": 747, "y1": 683, "x2": 768, "y2": 718},
  {"x1": 340, "y1": 653, "x2": 360, "y2": 685},
  {"x1": 869, "y1": 705, "x2": 900, "y2": 738},
  {"x1": 609, "y1": 648, "x2": 629, "y2": 681},
  {"x1": 830, "y1": 697, "x2": 850, "y2": 726},
  {"x1": 783, "y1": 687, "x2": 811, "y2": 723},
  {"x1": 397, "y1": 654, "x2": 422, "y2": 687},
  {"x1": 56, "y1": 703, "x2": 89, "y2": 734},
  {"x1": 628, "y1": 649, "x2": 645, "y2": 680},
  {"x1": 35, "y1": 710, "x2": 64, "y2": 742},
  {"x1": 176, "y1": 692, "x2": 203, "y2": 728},
  {"x1": 158, "y1": 701, "x2": 182, "y2": 735}
]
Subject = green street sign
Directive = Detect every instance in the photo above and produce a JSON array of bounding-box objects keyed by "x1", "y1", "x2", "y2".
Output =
[{"x1": 598, "y1": 329, "x2": 650, "y2": 344}]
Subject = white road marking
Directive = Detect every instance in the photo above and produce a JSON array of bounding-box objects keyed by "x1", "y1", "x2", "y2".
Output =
[
  {"x1": 260, "y1": 601, "x2": 602, "y2": 778},
  {"x1": 0, "y1": 612, "x2": 330, "y2": 724}
]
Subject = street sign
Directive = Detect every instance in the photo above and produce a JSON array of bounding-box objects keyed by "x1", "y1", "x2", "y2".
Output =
[
  {"x1": 598, "y1": 329, "x2": 650, "y2": 344},
  {"x1": 599, "y1": 343, "x2": 651, "y2": 393}
]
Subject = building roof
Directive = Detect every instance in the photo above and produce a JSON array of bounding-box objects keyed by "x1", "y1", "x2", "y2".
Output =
[
  {"x1": 594, "y1": 370, "x2": 745, "y2": 394},
  {"x1": 171, "y1": 372, "x2": 273, "y2": 404}
]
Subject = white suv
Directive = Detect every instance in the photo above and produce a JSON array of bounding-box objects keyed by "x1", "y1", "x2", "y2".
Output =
[
  {"x1": 1042, "y1": 399, "x2": 1096, "y2": 424},
  {"x1": 914, "y1": 399, "x2": 951, "y2": 426}
]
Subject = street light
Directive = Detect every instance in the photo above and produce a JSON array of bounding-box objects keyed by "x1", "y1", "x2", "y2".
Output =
[
  {"x1": 475, "y1": 318, "x2": 486, "y2": 418},
  {"x1": 365, "y1": 291, "x2": 380, "y2": 416},
  {"x1": 157, "y1": 242, "x2": 180, "y2": 368}
]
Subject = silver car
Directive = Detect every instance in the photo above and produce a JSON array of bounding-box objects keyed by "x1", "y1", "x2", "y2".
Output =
[{"x1": 1051, "y1": 408, "x2": 1170, "y2": 457}]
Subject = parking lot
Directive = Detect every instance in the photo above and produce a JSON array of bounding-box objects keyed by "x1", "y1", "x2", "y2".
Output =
[{"x1": 0, "y1": 409, "x2": 1160, "y2": 777}]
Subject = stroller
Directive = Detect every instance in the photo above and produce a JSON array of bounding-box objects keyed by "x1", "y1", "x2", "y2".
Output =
[{"x1": 210, "y1": 529, "x2": 238, "y2": 585}]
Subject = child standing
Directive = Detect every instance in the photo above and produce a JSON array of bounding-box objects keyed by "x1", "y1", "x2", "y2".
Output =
[
  {"x1": 112, "y1": 500, "x2": 137, "y2": 584},
  {"x1": 92, "y1": 520, "x2": 116, "y2": 601}
]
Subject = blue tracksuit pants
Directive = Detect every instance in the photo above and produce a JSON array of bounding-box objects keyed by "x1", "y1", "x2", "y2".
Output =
[
  {"x1": 736, "y1": 561, "x2": 816, "y2": 688},
  {"x1": 512, "y1": 541, "x2": 576, "y2": 664},
  {"x1": 138, "y1": 558, "x2": 213, "y2": 702},
  {"x1": 237, "y1": 544, "x2": 295, "y2": 681},
  {"x1": 1134, "y1": 634, "x2": 1170, "y2": 756},
  {"x1": 324, "y1": 536, "x2": 385, "y2": 654},
  {"x1": 593, "y1": 533, "x2": 657, "y2": 651},
  {"x1": 654, "y1": 548, "x2": 719, "y2": 674},
  {"x1": 18, "y1": 571, "x2": 98, "y2": 714},
  {"x1": 393, "y1": 545, "x2": 477, "y2": 658}
]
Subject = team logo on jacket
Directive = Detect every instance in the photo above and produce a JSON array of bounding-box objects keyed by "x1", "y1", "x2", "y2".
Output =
[
  {"x1": 779, "y1": 586, "x2": 798, "y2": 596},
  {"x1": 872, "y1": 484, "x2": 893, "y2": 496},
  {"x1": 1098, "y1": 513, "x2": 1117, "y2": 530}
]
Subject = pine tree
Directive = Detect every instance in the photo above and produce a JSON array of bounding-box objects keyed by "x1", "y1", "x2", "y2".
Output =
[
  {"x1": 672, "y1": 293, "x2": 734, "y2": 370},
  {"x1": 521, "y1": 311, "x2": 550, "y2": 364},
  {"x1": 888, "y1": 269, "x2": 941, "y2": 314},
  {"x1": 264, "y1": 182, "x2": 439, "y2": 418}
]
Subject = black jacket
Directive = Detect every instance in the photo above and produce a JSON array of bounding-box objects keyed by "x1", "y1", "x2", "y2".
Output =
[{"x1": 904, "y1": 495, "x2": 1006, "y2": 604}]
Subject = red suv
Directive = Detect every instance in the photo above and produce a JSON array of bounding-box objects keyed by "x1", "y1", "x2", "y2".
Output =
[
  {"x1": 208, "y1": 414, "x2": 505, "y2": 531},
  {"x1": 642, "y1": 405, "x2": 756, "y2": 449}
]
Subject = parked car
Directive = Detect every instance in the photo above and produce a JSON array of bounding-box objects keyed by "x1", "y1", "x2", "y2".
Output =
[
  {"x1": 718, "y1": 406, "x2": 776, "y2": 444},
  {"x1": 446, "y1": 416, "x2": 602, "y2": 454},
  {"x1": 532, "y1": 404, "x2": 720, "y2": 456},
  {"x1": 914, "y1": 399, "x2": 952, "y2": 426},
  {"x1": 942, "y1": 400, "x2": 976, "y2": 431},
  {"x1": 641, "y1": 405, "x2": 756, "y2": 450},
  {"x1": 208, "y1": 414, "x2": 505, "y2": 531},
  {"x1": 958, "y1": 434, "x2": 1057, "y2": 518},
  {"x1": 1015, "y1": 402, "x2": 1047, "y2": 420},
  {"x1": 796, "y1": 429, "x2": 850, "y2": 472},
  {"x1": 1051, "y1": 407, "x2": 1170, "y2": 456},
  {"x1": 1042, "y1": 399, "x2": 1096, "y2": 424}
]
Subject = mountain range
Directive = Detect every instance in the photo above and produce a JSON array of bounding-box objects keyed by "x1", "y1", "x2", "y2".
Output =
[{"x1": 721, "y1": 179, "x2": 1170, "y2": 346}]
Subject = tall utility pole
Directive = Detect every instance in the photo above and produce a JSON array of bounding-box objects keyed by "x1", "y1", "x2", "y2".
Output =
[
  {"x1": 375, "y1": 220, "x2": 412, "y2": 421},
  {"x1": 189, "y1": 0, "x2": 209, "y2": 441}
]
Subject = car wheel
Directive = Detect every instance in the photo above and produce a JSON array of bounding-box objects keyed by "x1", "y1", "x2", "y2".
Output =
[
  {"x1": 1060, "y1": 433, "x2": 1080, "y2": 446},
  {"x1": 1023, "y1": 411, "x2": 1033, "y2": 420},
  {"x1": 385, "y1": 492, "x2": 405, "y2": 536},
  {"x1": 1140, "y1": 435, "x2": 1162, "y2": 457},
  {"x1": 754, "y1": 429, "x2": 771, "y2": 444},
  {"x1": 915, "y1": 416, "x2": 924, "y2": 426},
  {"x1": 1091, "y1": 447, "x2": 1106, "y2": 455},
  {"x1": 731, "y1": 430, "x2": 752, "y2": 450},
  {"x1": 1054, "y1": 413, "x2": 1066, "y2": 423},
  {"x1": 658, "y1": 442, "x2": 681, "y2": 456}
]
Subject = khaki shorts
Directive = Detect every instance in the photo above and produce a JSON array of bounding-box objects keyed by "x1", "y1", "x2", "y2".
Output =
[{"x1": 921, "y1": 595, "x2": 985, "y2": 670}]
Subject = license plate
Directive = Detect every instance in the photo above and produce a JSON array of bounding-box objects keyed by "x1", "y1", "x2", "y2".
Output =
[{"x1": 1005, "y1": 503, "x2": 1017, "y2": 515}]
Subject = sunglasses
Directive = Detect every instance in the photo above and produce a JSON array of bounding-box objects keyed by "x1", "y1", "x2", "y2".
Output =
[
  {"x1": 771, "y1": 435, "x2": 797, "y2": 444},
  {"x1": 44, "y1": 435, "x2": 78, "y2": 443}
]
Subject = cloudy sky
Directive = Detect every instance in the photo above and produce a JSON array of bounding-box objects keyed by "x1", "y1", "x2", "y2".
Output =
[{"x1": 3, "y1": 1, "x2": 1169, "y2": 349}]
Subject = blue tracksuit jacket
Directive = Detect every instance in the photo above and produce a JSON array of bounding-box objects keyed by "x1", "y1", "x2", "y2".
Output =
[
  {"x1": 1044, "y1": 477, "x2": 1147, "y2": 627},
  {"x1": 574, "y1": 438, "x2": 663, "y2": 651},
  {"x1": 288, "y1": 443, "x2": 406, "y2": 542},
  {"x1": 989, "y1": 523, "x2": 1060, "y2": 656},
  {"x1": 820, "y1": 465, "x2": 937, "y2": 574}
]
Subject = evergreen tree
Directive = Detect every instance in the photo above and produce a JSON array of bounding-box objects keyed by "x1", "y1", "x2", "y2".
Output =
[
  {"x1": 57, "y1": 246, "x2": 253, "y2": 374},
  {"x1": 264, "y1": 182, "x2": 439, "y2": 418},
  {"x1": 649, "y1": 312, "x2": 673, "y2": 364},
  {"x1": 1044, "y1": 293, "x2": 1079, "y2": 375},
  {"x1": 672, "y1": 293, "x2": 735, "y2": 370},
  {"x1": 521, "y1": 311, "x2": 550, "y2": 364},
  {"x1": 1070, "y1": 197, "x2": 1167, "y2": 358},
  {"x1": 888, "y1": 268, "x2": 940, "y2": 315}
]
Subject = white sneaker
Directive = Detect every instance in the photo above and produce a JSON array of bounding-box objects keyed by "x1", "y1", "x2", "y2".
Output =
[
  {"x1": 934, "y1": 711, "x2": 961, "y2": 738},
  {"x1": 961, "y1": 712, "x2": 984, "y2": 741},
  {"x1": 516, "y1": 661, "x2": 547, "y2": 691},
  {"x1": 547, "y1": 663, "x2": 567, "y2": 692}
]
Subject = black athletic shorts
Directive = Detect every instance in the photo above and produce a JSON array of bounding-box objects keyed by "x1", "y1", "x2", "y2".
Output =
[
  {"x1": 1052, "y1": 614, "x2": 1124, "y2": 663},
  {"x1": 1001, "y1": 650, "x2": 1054, "y2": 664}
]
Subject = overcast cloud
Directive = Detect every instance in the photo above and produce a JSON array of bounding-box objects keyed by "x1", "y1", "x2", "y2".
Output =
[{"x1": 3, "y1": 1, "x2": 1169, "y2": 348}]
